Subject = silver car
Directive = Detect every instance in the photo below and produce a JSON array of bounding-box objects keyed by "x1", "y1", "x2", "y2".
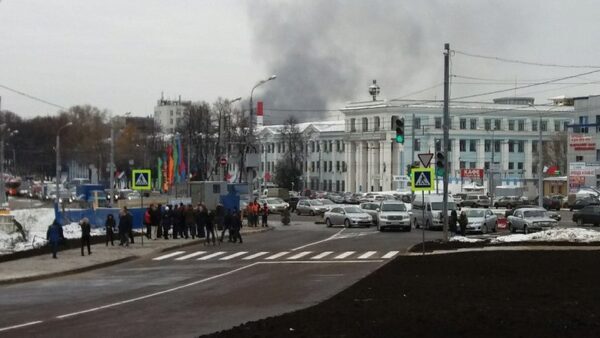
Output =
[
  {"x1": 464, "y1": 208, "x2": 497, "y2": 234},
  {"x1": 296, "y1": 199, "x2": 329, "y2": 216},
  {"x1": 360, "y1": 202, "x2": 380, "y2": 225},
  {"x1": 377, "y1": 201, "x2": 411, "y2": 232},
  {"x1": 507, "y1": 208, "x2": 558, "y2": 234},
  {"x1": 324, "y1": 206, "x2": 373, "y2": 228}
]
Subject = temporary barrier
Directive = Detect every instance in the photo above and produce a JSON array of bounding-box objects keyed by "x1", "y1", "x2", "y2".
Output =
[{"x1": 57, "y1": 207, "x2": 147, "y2": 229}]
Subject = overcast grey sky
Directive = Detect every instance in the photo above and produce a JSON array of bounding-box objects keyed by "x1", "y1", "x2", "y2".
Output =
[{"x1": 1, "y1": 0, "x2": 600, "y2": 119}]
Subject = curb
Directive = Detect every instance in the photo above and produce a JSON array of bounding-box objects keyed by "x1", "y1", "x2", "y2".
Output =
[
  {"x1": 0, "y1": 256, "x2": 139, "y2": 286},
  {"x1": 402, "y1": 244, "x2": 600, "y2": 256}
]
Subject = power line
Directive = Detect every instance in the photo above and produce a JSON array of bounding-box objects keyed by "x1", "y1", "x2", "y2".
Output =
[
  {"x1": 390, "y1": 83, "x2": 443, "y2": 100},
  {"x1": 0, "y1": 84, "x2": 67, "y2": 110},
  {"x1": 451, "y1": 68, "x2": 600, "y2": 101},
  {"x1": 454, "y1": 50, "x2": 600, "y2": 69}
]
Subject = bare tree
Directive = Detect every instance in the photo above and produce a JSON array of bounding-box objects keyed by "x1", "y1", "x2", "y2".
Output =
[{"x1": 274, "y1": 117, "x2": 305, "y2": 190}]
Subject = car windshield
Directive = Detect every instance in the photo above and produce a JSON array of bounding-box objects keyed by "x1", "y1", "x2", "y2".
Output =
[
  {"x1": 466, "y1": 210, "x2": 486, "y2": 218},
  {"x1": 524, "y1": 210, "x2": 547, "y2": 218},
  {"x1": 381, "y1": 203, "x2": 406, "y2": 212},
  {"x1": 309, "y1": 200, "x2": 324, "y2": 206},
  {"x1": 431, "y1": 202, "x2": 456, "y2": 210},
  {"x1": 267, "y1": 198, "x2": 284, "y2": 204},
  {"x1": 344, "y1": 206, "x2": 363, "y2": 213},
  {"x1": 361, "y1": 204, "x2": 377, "y2": 210}
]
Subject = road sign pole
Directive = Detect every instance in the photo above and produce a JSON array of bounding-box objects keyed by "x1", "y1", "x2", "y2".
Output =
[
  {"x1": 140, "y1": 194, "x2": 144, "y2": 247},
  {"x1": 422, "y1": 190, "x2": 425, "y2": 255}
]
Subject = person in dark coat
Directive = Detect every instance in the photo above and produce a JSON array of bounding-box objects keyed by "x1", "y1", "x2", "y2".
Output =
[
  {"x1": 221, "y1": 209, "x2": 233, "y2": 242},
  {"x1": 215, "y1": 203, "x2": 225, "y2": 231},
  {"x1": 79, "y1": 217, "x2": 92, "y2": 256},
  {"x1": 156, "y1": 204, "x2": 163, "y2": 238},
  {"x1": 204, "y1": 209, "x2": 217, "y2": 246},
  {"x1": 46, "y1": 219, "x2": 64, "y2": 259},
  {"x1": 231, "y1": 210, "x2": 243, "y2": 243},
  {"x1": 150, "y1": 204, "x2": 161, "y2": 240},
  {"x1": 458, "y1": 211, "x2": 468, "y2": 236},
  {"x1": 119, "y1": 207, "x2": 131, "y2": 246},
  {"x1": 176, "y1": 203, "x2": 186, "y2": 239},
  {"x1": 105, "y1": 214, "x2": 116, "y2": 246},
  {"x1": 449, "y1": 209, "x2": 458, "y2": 235},
  {"x1": 161, "y1": 205, "x2": 172, "y2": 239},
  {"x1": 184, "y1": 204, "x2": 196, "y2": 239},
  {"x1": 261, "y1": 202, "x2": 269, "y2": 227}
]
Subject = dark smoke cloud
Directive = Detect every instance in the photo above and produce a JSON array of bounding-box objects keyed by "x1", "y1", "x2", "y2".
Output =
[{"x1": 247, "y1": 0, "x2": 532, "y2": 125}]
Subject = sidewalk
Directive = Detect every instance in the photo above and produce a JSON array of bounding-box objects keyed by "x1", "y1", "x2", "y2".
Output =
[{"x1": 0, "y1": 226, "x2": 272, "y2": 285}]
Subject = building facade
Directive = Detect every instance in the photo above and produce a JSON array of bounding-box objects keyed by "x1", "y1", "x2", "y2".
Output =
[
  {"x1": 567, "y1": 95, "x2": 600, "y2": 189},
  {"x1": 153, "y1": 96, "x2": 192, "y2": 134}
]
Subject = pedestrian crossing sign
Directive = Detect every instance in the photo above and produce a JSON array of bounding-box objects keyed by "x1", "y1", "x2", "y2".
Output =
[
  {"x1": 411, "y1": 167, "x2": 435, "y2": 192},
  {"x1": 132, "y1": 169, "x2": 152, "y2": 190}
]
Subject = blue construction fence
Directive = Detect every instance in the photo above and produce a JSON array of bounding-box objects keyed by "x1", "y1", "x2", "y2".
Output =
[{"x1": 56, "y1": 206, "x2": 146, "y2": 229}]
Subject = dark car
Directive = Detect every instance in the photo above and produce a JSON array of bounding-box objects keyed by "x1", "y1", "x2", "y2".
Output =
[
  {"x1": 343, "y1": 193, "x2": 360, "y2": 204},
  {"x1": 572, "y1": 205, "x2": 600, "y2": 226},
  {"x1": 569, "y1": 197, "x2": 600, "y2": 211},
  {"x1": 532, "y1": 196, "x2": 561, "y2": 211},
  {"x1": 494, "y1": 196, "x2": 525, "y2": 209},
  {"x1": 325, "y1": 193, "x2": 345, "y2": 204},
  {"x1": 288, "y1": 196, "x2": 308, "y2": 212},
  {"x1": 505, "y1": 204, "x2": 543, "y2": 218}
]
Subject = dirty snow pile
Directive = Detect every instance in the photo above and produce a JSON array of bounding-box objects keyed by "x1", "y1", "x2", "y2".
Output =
[
  {"x1": 450, "y1": 236, "x2": 484, "y2": 243},
  {"x1": 492, "y1": 228, "x2": 600, "y2": 243},
  {"x1": 0, "y1": 208, "x2": 104, "y2": 255}
]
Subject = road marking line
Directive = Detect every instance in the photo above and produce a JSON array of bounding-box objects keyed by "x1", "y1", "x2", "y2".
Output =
[
  {"x1": 220, "y1": 252, "x2": 249, "y2": 260},
  {"x1": 242, "y1": 252, "x2": 269, "y2": 260},
  {"x1": 197, "y1": 251, "x2": 227, "y2": 260},
  {"x1": 265, "y1": 251, "x2": 289, "y2": 260},
  {"x1": 0, "y1": 321, "x2": 44, "y2": 333},
  {"x1": 291, "y1": 228, "x2": 346, "y2": 251},
  {"x1": 287, "y1": 251, "x2": 313, "y2": 260},
  {"x1": 175, "y1": 251, "x2": 206, "y2": 261},
  {"x1": 56, "y1": 263, "x2": 261, "y2": 320},
  {"x1": 334, "y1": 251, "x2": 355, "y2": 259},
  {"x1": 311, "y1": 251, "x2": 334, "y2": 259},
  {"x1": 358, "y1": 251, "x2": 377, "y2": 259},
  {"x1": 382, "y1": 251, "x2": 399, "y2": 259},
  {"x1": 261, "y1": 260, "x2": 383, "y2": 264},
  {"x1": 153, "y1": 251, "x2": 186, "y2": 261}
]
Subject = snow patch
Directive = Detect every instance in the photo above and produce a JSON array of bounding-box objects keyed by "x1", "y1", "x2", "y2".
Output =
[
  {"x1": 450, "y1": 236, "x2": 485, "y2": 243},
  {"x1": 492, "y1": 228, "x2": 600, "y2": 243}
]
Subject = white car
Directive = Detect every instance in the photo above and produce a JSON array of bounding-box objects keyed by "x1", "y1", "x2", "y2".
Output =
[
  {"x1": 259, "y1": 197, "x2": 289, "y2": 214},
  {"x1": 463, "y1": 208, "x2": 497, "y2": 234},
  {"x1": 324, "y1": 206, "x2": 373, "y2": 228},
  {"x1": 507, "y1": 208, "x2": 557, "y2": 234},
  {"x1": 377, "y1": 201, "x2": 411, "y2": 232}
]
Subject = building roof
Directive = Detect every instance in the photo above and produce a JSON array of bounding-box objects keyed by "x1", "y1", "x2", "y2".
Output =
[{"x1": 258, "y1": 120, "x2": 344, "y2": 136}]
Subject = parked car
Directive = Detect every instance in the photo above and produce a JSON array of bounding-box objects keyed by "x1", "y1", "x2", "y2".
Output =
[
  {"x1": 288, "y1": 196, "x2": 307, "y2": 212},
  {"x1": 316, "y1": 199, "x2": 339, "y2": 214},
  {"x1": 412, "y1": 194, "x2": 457, "y2": 230},
  {"x1": 259, "y1": 197, "x2": 289, "y2": 214},
  {"x1": 343, "y1": 193, "x2": 360, "y2": 204},
  {"x1": 360, "y1": 202, "x2": 380, "y2": 225},
  {"x1": 504, "y1": 204, "x2": 541, "y2": 218},
  {"x1": 460, "y1": 194, "x2": 491, "y2": 208},
  {"x1": 547, "y1": 210, "x2": 561, "y2": 222},
  {"x1": 324, "y1": 205, "x2": 372, "y2": 228},
  {"x1": 464, "y1": 208, "x2": 497, "y2": 234},
  {"x1": 532, "y1": 196, "x2": 561, "y2": 211},
  {"x1": 453, "y1": 193, "x2": 467, "y2": 206},
  {"x1": 376, "y1": 200, "x2": 411, "y2": 232},
  {"x1": 507, "y1": 208, "x2": 557, "y2": 233},
  {"x1": 295, "y1": 199, "x2": 329, "y2": 216},
  {"x1": 118, "y1": 189, "x2": 141, "y2": 200},
  {"x1": 572, "y1": 205, "x2": 600, "y2": 226},
  {"x1": 569, "y1": 196, "x2": 600, "y2": 211},
  {"x1": 325, "y1": 193, "x2": 345, "y2": 204},
  {"x1": 494, "y1": 196, "x2": 525, "y2": 209}
]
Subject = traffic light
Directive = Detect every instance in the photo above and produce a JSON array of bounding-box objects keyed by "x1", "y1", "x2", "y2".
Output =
[
  {"x1": 395, "y1": 117, "x2": 405, "y2": 144},
  {"x1": 436, "y1": 152, "x2": 445, "y2": 176}
]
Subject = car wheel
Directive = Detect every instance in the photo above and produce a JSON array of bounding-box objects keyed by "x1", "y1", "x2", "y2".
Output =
[
  {"x1": 296, "y1": 210, "x2": 301, "y2": 216},
  {"x1": 344, "y1": 219, "x2": 351, "y2": 228},
  {"x1": 425, "y1": 220, "x2": 431, "y2": 230},
  {"x1": 509, "y1": 223, "x2": 515, "y2": 233},
  {"x1": 577, "y1": 218, "x2": 583, "y2": 227},
  {"x1": 310, "y1": 210, "x2": 315, "y2": 216},
  {"x1": 414, "y1": 218, "x2": 420, "y2": 229},
  {"x1": 326, "y1": 218, "x2": 332, "y2": 228},
  {"x1": 482, "y1": 225, "x2": 488, "y2": 234},
  {"x1": 523, "y1": 225, "x2": 528, "y2": 234}
]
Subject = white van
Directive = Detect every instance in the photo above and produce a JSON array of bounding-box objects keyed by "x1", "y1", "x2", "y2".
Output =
[{"x1": 411, "y1": 194, "x2": 457, "y2": 230}]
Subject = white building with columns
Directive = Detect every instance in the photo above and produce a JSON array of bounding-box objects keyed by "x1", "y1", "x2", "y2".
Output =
[{"x1": 246, "y1": 97, "x2": 574, "y2": 193}]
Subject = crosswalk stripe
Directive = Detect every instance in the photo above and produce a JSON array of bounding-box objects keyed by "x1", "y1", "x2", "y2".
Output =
[
  {"x1": 382, "y1": 251, "x2": 399, "y2": 259},
  {"x1": 265, "y1": 251, "x2": 289, "y2": 260},
  {"x1": 243, "y1": 252, "x2": 269, "y2": 260},
  {"x1": 220, "y1": 252, "x2": 249, "y2": 261},
  {"x1": 197, "y1": 251, "x2": 227, "y2": 260},
  {"x1": 358, "y1": 251, "x2": 377, "y2": 259},
  {"x1": 153, "y1": 251, "x2": 186, "y2": 261},
  {"x1": 311, "y1": 251, "x2": 333, "y2": 260},
  {"x1": 287, "y1": 251, "x2": 312, "y2": 260},
  {"x1": 334, "y1": 251, "x2": 355, "y2": 259},
  {"x1": 175, "y1": 251, "x2": 207, "y2": 261}
]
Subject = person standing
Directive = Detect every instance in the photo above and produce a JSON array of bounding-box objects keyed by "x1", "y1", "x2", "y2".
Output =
[
  {"x1": 261, "y1": 202, "x2": 269, "y2": 227},
  {"x1": 156, "y1": 204, "x2": 163, "y2": 239},
  {"x1": 215, "y1": 203, "x2": 225, "y2": 231},
  {"x1": 105, "y1": 214, "x2": 116, "y2": 246},
  {"x1": 143, "y1": 205, "x2": 152, "y2": 240},
  {"x1": 119, "y1": 207, "x2": 131, "y2": 246},
  {"x1": 150, "y1": 204, "x2": 161, "y2": 240},
  {"x1": 161, "y1": 205, "x2": 172, "y2": 240},
  {"x1": 185, "y1": 204, "x2": 196, "y2": 239},
  {"x1": 231, "y1": 210, "x2": 243, "y2": 243},
  {"x1": 449, "y1": 209, "x2": 458, "y2": 235},
  {"x1": 46, "y1": 219, "x2": 64, "y2": 259},
  {"x1": 458, "y1": 211, "x2": 468, "y2": 236},
  {"x1": 205, "y1": 209, "x2": 217, "y2": 245},
  {"x1": 80, "y1": 217, "x2": 92, "y2": 256},
  {"x1": 221, "y1": 209, "x2": 232, "y2": 242}
]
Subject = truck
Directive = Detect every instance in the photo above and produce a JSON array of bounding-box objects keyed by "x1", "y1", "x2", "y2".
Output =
[
  {"x1": 189, "y1": 181, "x2": 228, "y2": 210},
  {"x1": 262, "y1": 188, "x2": 290, "y2": 201}
]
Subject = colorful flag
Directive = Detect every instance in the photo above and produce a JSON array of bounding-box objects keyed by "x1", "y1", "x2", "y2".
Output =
[
  {"x1": 173, "y1": 136, "x2": 180, "y2": 183},
  {"x1": 178, "y1": 135, "x2": 186, "y2": 181},
  {"x1": 167, "y1": 144, "x2": 174, "y2": 186}
]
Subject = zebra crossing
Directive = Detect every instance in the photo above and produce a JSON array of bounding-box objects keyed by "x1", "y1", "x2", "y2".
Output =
[{"x1": 152, "y1": 250, "x2": 400, "y2": 262}]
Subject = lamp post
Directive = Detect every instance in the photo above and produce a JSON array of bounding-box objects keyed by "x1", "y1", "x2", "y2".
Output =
[
  {"x1": 56, "y1": 122, "x2": 73, "y2": 206},
  {"x1": 242, "y1": 75, "x2": 276, "y2": 185},
  {"x1": 220, "y1": 97, "x2": 241, "y2": 181},
  {"x1": 0, "y1": 124, "x2": 6, "y2": 205}
]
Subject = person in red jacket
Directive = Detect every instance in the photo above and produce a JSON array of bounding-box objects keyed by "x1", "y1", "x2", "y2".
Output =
[{"x1": 261, "y1": 202, "x2": 269, "y2": 227}]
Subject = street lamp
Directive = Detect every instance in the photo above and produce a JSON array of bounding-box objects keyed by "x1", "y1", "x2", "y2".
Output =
[
  {"x1": 56, "y1": 122, "x2": 73, "y2": 206},
  {"x1": 242, "y1": 75, "x2": 276, "y2": 184}
]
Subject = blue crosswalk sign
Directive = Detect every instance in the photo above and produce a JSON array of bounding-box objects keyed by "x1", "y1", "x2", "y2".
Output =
[{"x1": 411, "y1": 168, "x2": 434, "y2": 192}]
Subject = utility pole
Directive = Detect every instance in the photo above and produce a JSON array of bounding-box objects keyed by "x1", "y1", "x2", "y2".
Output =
[
  {"x1": 442, "y1": 43, "x2": 450, "y2": 242},
  {"x1": 109, "y1": 120, "x2": 115, "y2": 207}
]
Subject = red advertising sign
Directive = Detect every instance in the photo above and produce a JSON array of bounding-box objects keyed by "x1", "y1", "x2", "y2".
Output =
[
  {"x1": 569, "y1": 134, "x2": 595, "y2": 151},
  {"x1": 257, "y1": 101, "x2": 264, "y2": 116},
  {"x1": 461, "y1": 168, "x2": 484, "y2": 178}
]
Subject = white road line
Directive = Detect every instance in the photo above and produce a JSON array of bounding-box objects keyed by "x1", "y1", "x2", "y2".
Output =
[
  {"x1": 56, "y1": 263, "x2": 261, "y2": 320},
  {"x1": 382, "y1": 251, "x2": 399, "y2": 259},
  {"x1": 197, "y1": 251, "x2": 227, "y2": 260},
  {"x1": 0, "y1": 321, "x2": 44, "y2": 333},
  {"x1": 291, "y1": 228, "x2": 346, "y2": 251},
  {"x1": 311, "y1": 251, "x2": 334, "y2": 259},
  {"x1": 334, "y1": 251, "x2": 355, "y2": 259},
  {"x1": 175, "y1": 251, "x2": 206, "y2": 261},
  {"x1": 287, "y1": 251, "x2": 312, "y2": 260},
  {"x1": 220, "y1": 252, "x2": 249, "y2": 260},
  {"x1": 242, "y1": 252, "x2": 269, "y2": 260},
  {"x1": 152, "y1": 251, "x2": 186, "y2": 261},
  {"x1": 265, "y1": 251, "x2": 289, "y2": 260},
  {"x1": 358, "y1": 251, "x2": 377, "y2": 259},
  {"x1": 262, "y1": 260, "x2": 383, "y2": 264}
]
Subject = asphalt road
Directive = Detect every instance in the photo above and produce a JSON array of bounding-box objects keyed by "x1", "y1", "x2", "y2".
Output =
[{"x1": 0, "y1": 218, "x2": 443, "y2": 337}]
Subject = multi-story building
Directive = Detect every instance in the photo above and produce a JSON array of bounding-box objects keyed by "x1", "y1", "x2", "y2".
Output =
[
  {"x1": 249, "y1": 96, "x2": 574, "y2": 194},
  {"x1": 153, "y1": 95, "x2": 192, "y2": 133},
  {"x1": 567, "y1": 95, "x2": 600, "y2": 189}
]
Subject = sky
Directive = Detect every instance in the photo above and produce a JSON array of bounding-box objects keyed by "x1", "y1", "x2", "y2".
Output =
[{"x1": 1, "y1": 0, "x2": 600, "y2": 121}]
